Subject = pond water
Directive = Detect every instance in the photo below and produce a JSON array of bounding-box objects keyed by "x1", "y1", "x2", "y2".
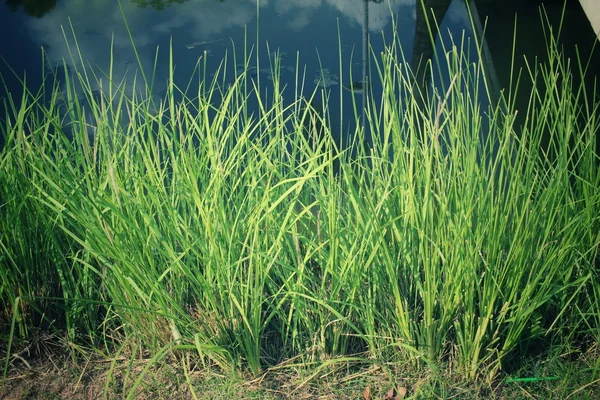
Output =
[{"x1": 1, "y1": 0, "x2": 599, "y2": 146}]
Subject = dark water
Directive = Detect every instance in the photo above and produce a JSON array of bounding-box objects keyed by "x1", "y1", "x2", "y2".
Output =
[{"x1": 0, "y1": 0, "x2": 599, "y2": 146}]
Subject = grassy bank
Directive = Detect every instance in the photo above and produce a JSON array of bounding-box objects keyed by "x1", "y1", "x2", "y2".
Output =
[{"x1": 1, "y1": 9, "x2": 599, "y2": 398}]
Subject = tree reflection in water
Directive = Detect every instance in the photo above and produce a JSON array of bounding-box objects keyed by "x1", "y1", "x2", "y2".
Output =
[{"x1": 5, "y1": 0, "x2": 56, "y2": 18}]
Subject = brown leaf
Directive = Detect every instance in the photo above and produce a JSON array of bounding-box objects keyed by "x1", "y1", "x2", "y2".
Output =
[
  {"x1": 362, "y1": 384, "x2": 372, "y2": 400},
  {"x1": 397, "y1": 387, "x2": 407, "y2": 399},
  {"x1": 383, "y1": 386, "x2": 407, "y2": 400},
  {"x1": 384, "y1": 388, "x2": 396, "y2": 399}
]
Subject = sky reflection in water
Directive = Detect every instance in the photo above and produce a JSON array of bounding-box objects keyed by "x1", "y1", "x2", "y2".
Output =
[{"x1": 1, "y1": 0, "x2": 598, "y2": 143}]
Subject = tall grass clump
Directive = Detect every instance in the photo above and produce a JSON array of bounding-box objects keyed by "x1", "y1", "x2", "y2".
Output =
[
  {"x1": 1, "y1": 7, "x2": 599, "y2": 383},
  {"x1": 364, "y1": 16, "x2": 600, "y2": 379}
]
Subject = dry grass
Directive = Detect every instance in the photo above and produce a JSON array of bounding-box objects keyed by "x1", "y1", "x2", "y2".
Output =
[{"x1": 2, "y1": 339, "x2": 599, "y2": 399}]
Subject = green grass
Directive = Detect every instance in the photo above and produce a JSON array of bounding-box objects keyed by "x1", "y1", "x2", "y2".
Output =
[{"x1": 1, "y1": 2, "x2": 599, "y2": 396}]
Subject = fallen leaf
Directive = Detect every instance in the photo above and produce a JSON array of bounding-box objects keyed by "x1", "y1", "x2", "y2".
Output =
[
  {"x1": 383, "y1": 386, "x2": 407, "y2": 399},
  {"x1": 363, "y1": 384, "x2": 372, "y2": 400},
  {"x1": 384, "y1": 388, "x2": 396, "y2": 399},
  {"x1": 397, "y1": 386, "x2": 407, "y2": 399}
]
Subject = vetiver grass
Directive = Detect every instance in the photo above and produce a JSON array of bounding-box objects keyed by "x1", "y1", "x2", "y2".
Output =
[{"x1": 1, "y1": 4, "x2": 599, "y2": 395}]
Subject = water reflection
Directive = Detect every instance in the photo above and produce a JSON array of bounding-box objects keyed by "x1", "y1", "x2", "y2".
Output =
[
  {"x1": 2, "y1": 0, "x2": 425, "y2": 138},
  {"x1": 0, "y1": 0, "x2": 598, "y2": 146},
  {"x1": 5, "y1": 0, "x2": 56, "y2": 18},
  {"x1": 412, "y1": 0, "x2": 452, "y2": 104},
  {"x1": 132, "y1": 0, "x2": 190, "y2": 10}
]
